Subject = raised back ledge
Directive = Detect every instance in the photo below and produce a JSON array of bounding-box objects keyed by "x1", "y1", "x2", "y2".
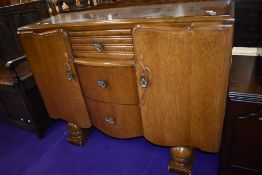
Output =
[{"x1": 18, "y1": 0, "x2": 234, "y2": 32}]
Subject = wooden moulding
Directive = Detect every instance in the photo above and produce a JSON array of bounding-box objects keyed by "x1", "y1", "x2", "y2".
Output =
[
  {"x1": 74, "y1": 58, "x2": 135, "y2": 67},
  {"x1": 70, "y1": 37, "x2": 133, "y2": 44},
  {"x1": 73, "y1": 52, "x2": 134, "y2": 59},
  {"x1": 67, "y1": 29, "x2": 132, "y2": 37},
  {"x1": 72, "y1": 44, "x2": 134, "y2": 52}
]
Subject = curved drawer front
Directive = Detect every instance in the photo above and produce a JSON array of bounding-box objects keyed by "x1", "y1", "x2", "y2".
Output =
[
  {"x1": 72, "y1": 45, "x2": 134, "y2": 52},
  {"x1": 76, "y1": 65, "x2": 139, "y2": 104},
  {"x1": 70, "y1": 37, "x2": 133, "y2": 45},
  {"x1": 68, "y1": 29, "x2": 134, "y2": 60},
  {"x1": 73, "y1": 52, "x2": 134, "y2": 60},
  {"x1": 86, "y1": 99, "x2": 143, "y2": 138}
]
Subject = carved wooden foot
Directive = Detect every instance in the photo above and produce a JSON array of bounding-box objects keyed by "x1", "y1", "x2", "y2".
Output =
[
  {"x1": 168, "y1": 146, "x2": 195, "y2": 175},
  {"x1": 67, "y1": 122, "x2": 92, "y2": 146}
]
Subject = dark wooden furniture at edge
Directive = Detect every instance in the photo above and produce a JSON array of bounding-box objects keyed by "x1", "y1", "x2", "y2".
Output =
[
  {"x1": 18, "y1": 1, "x2": 234, "y2": 174},
  {"x1": 220, "y1": 0, "x2": 262, "y2": 173},
  {"x1": 220, "y1": 56, "x2": 262, "y2": 175},
  {"x1": 234, "y1": 0, "x2": 262, "y2": 47},
  {"x1": 0, "y1": 1, "x2": 51, "y2": 137}
]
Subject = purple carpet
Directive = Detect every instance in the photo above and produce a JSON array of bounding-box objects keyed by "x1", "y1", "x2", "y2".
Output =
[{"x1": 0, "y1": 120, "x2": 219, "y2": 175}]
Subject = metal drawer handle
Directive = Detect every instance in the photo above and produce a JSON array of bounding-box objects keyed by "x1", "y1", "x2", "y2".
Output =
[
  {"x1": 93, "y1": 41, "x2": 103, "y2": 52},
  {"x1": 64, "y1": 63, "x2": 74, "y2": 81},
  {"x1": 105, "y1": 117, "x2": 115, "y2": 125},
  {"x1": 238, "y1": 111, "x2": 262, "y2": 120},
  {"x1": 66, "y1": 71, "x2": 74, "y2": 80},
  {"x1": 139, "y1": 74, "x2": 148, "y2": 88},
  {"x1": 97, "y1": 80, "x2": 106, "y2": 89}
]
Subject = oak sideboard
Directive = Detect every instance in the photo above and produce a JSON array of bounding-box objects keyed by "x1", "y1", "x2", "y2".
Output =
[{"x1": 18, "y1": 1, "x2": 234, "y2": 174}]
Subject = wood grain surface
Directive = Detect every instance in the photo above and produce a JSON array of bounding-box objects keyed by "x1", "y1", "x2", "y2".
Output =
[
  {"x1": 20, "y1": 30, "x2": 91, "y2": 128},
  {"x1": 76, "y1": 65, "x2": 139, "y2": 104},
  {"x1": 68, "y1": 29, "x2": 132, "y2": 37},
  {"x1": 86, "y1": 99, "x2": 143, "y2": 138},
  {"x1": 73, "y1": 52, "x2": 134, "y2": 60},
  {"x1": 69, "y1": 29, "x2": 134, "y2": 60},
  {"x1": 133, "y1": 23, "x2": 233, "y2": 152},
  {"x1": 72, "y1": 45, "x2": 134, "y2": 52},
  {"x1": 74, "y1": 58, "x2": 135, "y2": 67}
]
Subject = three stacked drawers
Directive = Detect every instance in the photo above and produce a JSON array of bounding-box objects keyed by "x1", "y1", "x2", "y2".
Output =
[
  {"x1": 69, "y1": 29, "x2": 135, "y2": 64},
  {"x1": 68, "y1": 29, "x2": 143, "y2": 138}
]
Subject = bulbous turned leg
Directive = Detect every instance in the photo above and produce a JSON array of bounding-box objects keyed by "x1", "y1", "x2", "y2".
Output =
[
  {"x1": 168, "y1": 146, "x2": 195, "y2": 175},
  {"x1": 67, "y1": 122, "x2": 92, "y2": 146}
]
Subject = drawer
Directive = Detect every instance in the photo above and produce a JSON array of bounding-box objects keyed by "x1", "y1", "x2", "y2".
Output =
[
  {"x1": 72, "y1": 45, "x2": 134, "y2": 52},
  {"x1": 70, "y1": 37, "x2": 133, "y2": 45},
  {"x1": 235, "y1": 22, "x2": 262, "y2": 36},
  {"x1": 76, "y1": 65, "x2": 139, "y2": 104},
  {"x1": 68, "y1": 29, "x2": 132, "y2": 37},
  {"x1": 235, "y1": 1, "x2": 262, "y2": 9},
  {"x1": 68, "y1": 29, "x2": 134, "y2": 60},
  {"x1": 234, "y1": 36, "x2": 262, "y2": 47},
  {"x1": 86, "y1": 99, "x2": 143, "y2": 138},
  {"x1": 73, "y1": 52, "x2": 134, "y2": 60},
  {"x1": 235, "y1": 8, "x2": 262, "y2": 21}
]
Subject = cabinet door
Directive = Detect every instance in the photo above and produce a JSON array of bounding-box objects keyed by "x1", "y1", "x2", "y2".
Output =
[
  {"x1": 221, "y1": 100, "x2": 262, "y2": 173},
  {"x1": 133, "y1": 23, "x2": 233, "y2": 152},
  {"x1": 20, "y1": 30, "x2": 91, "y2": 128}
]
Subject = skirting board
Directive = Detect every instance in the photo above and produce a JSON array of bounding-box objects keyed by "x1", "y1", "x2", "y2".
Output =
[{"x1": 232, "y1": 47, "x2": 262, "y2": 56}]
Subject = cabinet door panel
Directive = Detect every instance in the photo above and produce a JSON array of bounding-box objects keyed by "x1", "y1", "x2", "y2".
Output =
[
  {"x1": 133, "y1": 24, "x2": 233, "y2": 152},
  {"x1": 20, "y1": 30, "x2": 91, "y2": 128},
  {"x1": 228, "y1": 101, "x2": 262, "y2": 172}
]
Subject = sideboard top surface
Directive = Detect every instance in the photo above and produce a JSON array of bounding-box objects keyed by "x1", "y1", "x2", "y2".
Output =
[{"x1": 18, "y1": 0, "x2": 234, "y2": 31}]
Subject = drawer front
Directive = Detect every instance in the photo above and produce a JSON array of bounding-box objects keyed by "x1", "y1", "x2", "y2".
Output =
[
  {"x1": 76, "y1": 65, "x2": 139, "y2": 104},
  {"x1": 235, "y1": 22, "x2": 262, "y2": 36},
  {"x1": 73, "y1": 52, "x2": 134, "y2": 60},
  {"x1": 72, "y1": 45, "x2": 134, "y2": 52},
  {"x1": 70, "y1": 37, "x2": 133, "y2": 45},
  {"x1": 234, "y1": 36, "x2": 262, "y2": 47},
  {"x1": 68, "y1": 29, "x2": 132, "y2": 37},
  {"x1": 68, "y1": 29, "x2": 134, "y2": 60},
  {"x1": 236, "y1": 1, "x2": 262, "y2": 9},
  {"x1": 86, "y1": 99, "x2": 143, "y2": 138},
  {"x1": 235, "y1": 8, "x2": 262, "y2": 21}
]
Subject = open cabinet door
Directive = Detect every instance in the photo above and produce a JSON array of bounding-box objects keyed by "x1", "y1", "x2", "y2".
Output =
[
  {"x1": 20, "y1": 29, "x2": 91, "y2": 128},
  {"x1": 133, "y1": 23, "x2": 233, "y2": 152}
]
